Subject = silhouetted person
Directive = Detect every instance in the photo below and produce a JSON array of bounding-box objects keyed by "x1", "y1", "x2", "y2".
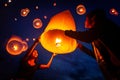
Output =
[
  {"x1": 14, "y1": 38, "x2": 56, "y2": 80},
  {"x1": 65, "y1": 9, "x2": 120, "y2": 80}
]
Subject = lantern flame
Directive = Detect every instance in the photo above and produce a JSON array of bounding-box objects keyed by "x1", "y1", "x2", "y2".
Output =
[
  {"x1": 40, "y1": 10, "x2": 77, "y2": 54},
  {"x1": 55, "y1": 38, "x2": 62, "y2": 47},
  {"x1": 13, "y1": 45, "x2": 18, "y2": 51}
]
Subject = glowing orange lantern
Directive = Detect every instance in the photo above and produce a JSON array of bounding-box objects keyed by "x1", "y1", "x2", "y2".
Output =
[
  {"x1": 109, "y1": 8, "x2": 119, "y2": 16},
  {"x1": 40, "y1": 10, "x2": 77, "y2": 54},
  {"x1": 6, "y1": 36, "x2": 28, "y2": 55},
  {"x1": 33, "y1": 18, "x2": 43, "y2": 29},
  {"x1": 76, "y1": 4, "x2": 86, "y2": 15},
  {"x1": 20, "y1": 8, "x2": 30, "y2": 17}
]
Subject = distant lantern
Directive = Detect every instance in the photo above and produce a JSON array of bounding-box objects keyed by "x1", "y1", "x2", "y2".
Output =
[
  {"x1": 53, "y1": 2, "x2": 56, "y2": 6},
  {"x1": 33, "y1": 18, "x2": 43, "y2": 29},
  {"x1": 4, "y1": 3, "x2": 8, "y2": 7},
  {"x1": 6, "y1": 36, "x2": 28, "y2": 55},
  {"x1": 35, "y1": 6, "x2": 39, "y2": 10},
  {"x1": 44, "y1": 16, "x2": 47, "y2": 19},
  {"x1": 26, "y1": 38, "x2": 29, "y2": 42},
  {"x1": 22, "y1": 41, "x2": 28, "y2": 51},
  {"x1": 14, "y1": 18, "x2": 17, "y2": 21},
  {"x1": 20, "y1": 8, "x2": 30, "y2": 17},
  {"x1": 109, "y1": 8, "x2": 119, "y2": 16},
  {"x1": 40, "y1": 10, "x2": 77, "y2": 54},
  {"x1": 76, "y1": 4, "x2": 86, "y2": 15}
]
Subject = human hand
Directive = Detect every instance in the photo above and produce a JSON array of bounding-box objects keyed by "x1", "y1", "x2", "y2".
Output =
[
  {"x1": 77, "y1": 43, "x2": 83, "y2": 48},
  {"x1": 65, "y1": 30, "x2": 74, "y2": 36}
]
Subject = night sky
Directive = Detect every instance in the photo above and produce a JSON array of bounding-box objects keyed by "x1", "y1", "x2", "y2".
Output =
[{"x1": 0, "y1": 0, "x2": 120, "y2": 80}]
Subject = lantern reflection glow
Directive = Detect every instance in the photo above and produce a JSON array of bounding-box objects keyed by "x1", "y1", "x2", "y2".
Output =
[{"x1": 109, "y1": 8, "x2": 119, "y2": 16}]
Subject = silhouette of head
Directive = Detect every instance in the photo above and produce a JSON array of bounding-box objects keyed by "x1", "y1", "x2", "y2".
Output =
[{"x1": 85, "y1": 9, "x2": 106, "y2": 29}]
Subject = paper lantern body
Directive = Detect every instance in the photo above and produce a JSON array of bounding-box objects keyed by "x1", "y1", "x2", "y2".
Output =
[{"x1": 40, "y1": 10, "x2": 77, "y2": 54}]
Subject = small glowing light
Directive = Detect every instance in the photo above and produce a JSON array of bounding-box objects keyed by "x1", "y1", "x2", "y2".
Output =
[
  {"x1": 20, "y1": 8, "x2": 30, "y2": 17},
  {"x1": 14, "y1": 18, "x2": 17, "y2": 21},
  {"x1": 33, "y1": 38, "x2": 36, "y2": 41},
  {"x1": 109, "y1": 8, "x2": 119, "y2": 16},
  {"x1": 35, "y1": 6, "x2": 39, "y2": 10},
  {"x1": 26, "y1": 38, "x2": 29, "y2": 41},
  {"x1": 33, "y1": 18, "x2": 43, "y2": 29},
  {"x1": 13, "y1": 45, "x2": 18, "y2": 51},
  {"x1": 8, "y1": 0, "x2": 12, "y2": 3},
  {"x1": 4, "y1": 3, "x2": 8, "y2": 7},
  {"x1": 55, "y1": 38, "x2": 61, "y2": 47},
  {"x1": 44, "y1": 16, "x2": 47, "y2": 19},
  {"x1": 53, "y1": 2, "x2": 56, "y2": 6},
  {"x1": 76, "y1": 4, "x2": 86, "y2": 15}
]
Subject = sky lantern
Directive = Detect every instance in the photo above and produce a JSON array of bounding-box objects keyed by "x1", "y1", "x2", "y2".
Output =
[
  {"x1": 76, "y1": 4, "x2": 86, "y2": 15},
  {"x1": 6, "y1": 35, "x2": 28, "y2": 55},
  {"x1": 20, "y1": 8, "x2": 30, "y2": 17},
  {"x1": 40, "y1": 10, "x2": 77, "y2": 54},
  {"x1": 109, "y1": 8, "x2": 119, "y2": 16},
  {"x1": 33, "y1": 18, "x2": 43, "y2": 29}
]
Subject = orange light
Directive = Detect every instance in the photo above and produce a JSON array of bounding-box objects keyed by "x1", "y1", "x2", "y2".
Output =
[
  {"x1": 33, "y1": 18, "x2": 43, "y2": 29},
  {"x1": 13, "y1": 45, "x2": 18, "y2": 51},
  {"x1": 40, "y1": 10, "x2": 77, "y2": 54},
  {"x1": 76, "y1": 4, "x2": 86, "y2": 15},
  {"x1": 53, "y1": 2, "x2": 56, "y2": 6},
  {"x1": 20, "y1": 8, "x2": 30, "y2": 17},
  {"x1": 109, "y1": 8, "x2": 119, "y2": 16},
  {"x1": 6, "y1": 35, "x2": 28, "y2": 55}
]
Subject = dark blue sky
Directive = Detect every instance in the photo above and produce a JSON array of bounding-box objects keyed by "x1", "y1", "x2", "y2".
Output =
[{"x1": 0, "y1": 0, "x2": 120, "y2": 80}]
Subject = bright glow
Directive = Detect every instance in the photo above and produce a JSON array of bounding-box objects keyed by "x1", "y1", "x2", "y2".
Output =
[
  {"x1": 33, "y1": 38, "x2": 36, "y2": 41},
  {"x1": 13, "y1": 45, "x2": 18, "y2": 51},
  {"x1": 35, "y1": 6, "x2": 39, "y2": 10},
  {"x1": 20, "y1": 8, "x2": 30, "y2": 17},
  {"x1": 40, "y1": 10, "x2": 77, "y2": 54},
  {"x1": 53, "y1": 2, "x2": 57, "y2": 6},
  {"x1": 76, "y1": 4, "x2": 86, "y2": 15},
  {"x1": 4, "y1": 3, "x2": 8, "y2": 7},
  {"x1": 8, "y1": 0, "x2": 12, "y2": 3},
  {"x1": 44, "y1": 16, "x2": 47, "y2": 19},
  {"x1": 55, "y1": 38, "x2": 62, "y2": 47},
  {"x1": 14, "y1": 18, "x2": 17, "y2": 21},
  {"x1": 6, "y1": 35, "x2": 28, "y2": 55},
  {"x1": 26, "y1": 38, "x2": 29, "y2": 41},
  {"x1": 33, "y1": 18, "x2": 43, "y2": 29},
  {"x1": 109, "y1": 8, "x2": 119, "y2": 16}
]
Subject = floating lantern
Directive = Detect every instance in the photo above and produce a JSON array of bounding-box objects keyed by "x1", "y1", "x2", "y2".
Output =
[
  {"x1": 76, "y1": 4, "x2": 86, "y2": 15},
  {"x1": 20, "y1": 8, "x2": 30, "y2": 17},
  {"x1": 22, "y1": 41, "x2": 28, "y2": 51},
  {"x1": 6, "y1": 36, "x2": 28, "y2": 55},
  {"x1": 35, "y1": 6, "x2": 39, "y2": 10},
  {"x1": 109, "y1": 8, "x2": 119, "y2": 16},
  {"x1": 53, "y1": 2, "x2": 57, "y2": 6},
  {"x1": 44, "y1": 16, "x2": 47, "y2": 19},
  {"x1": 40, "y1": 10, "x2": 77, "y2": 54},
  {"x1": 33, "y1": 18, "x2": 43, "y2": 29}
]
